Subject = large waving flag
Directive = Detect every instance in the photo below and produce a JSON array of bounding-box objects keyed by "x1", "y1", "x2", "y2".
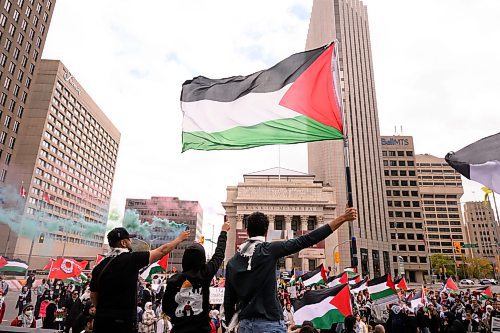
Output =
[
  {"x1": 299, "y1": 264, "x2": 328, "y2": 287},
  {"x1": 141, "y1": 254, "x2": 169, "y2": 282},
  {"x1": 0, "y1": 258, "x2": 28, "y2": 274},
  {"x1": 293, "y1": 284, "x2": 352, "y2": 329},
  {"x1": 443, "y1": 277, "x2": 459, "y2": 292},
  {"x1": 475, "y1": 286, "x2": 493, "y2": 300},
  {"x1": 181, "y1": 43, "x2": 343, "y2": 151},
  {"x1": 48, "y1": 258, "x2": 85, "y2": 280},
  {"x1": 445, "y1": 132, "x2": 500, "y2": 194},
  {"x1": 367, "y1": 274, "x2": 396, "y2": 301},
  {"x1": 350, "y1": 278, "x2": 368, "y2": 295},
  {"x1": 0, "y1": 256, "x2": 7, "y2": 269}
]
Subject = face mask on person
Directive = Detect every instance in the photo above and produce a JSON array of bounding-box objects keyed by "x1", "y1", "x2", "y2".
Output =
[{"x1": 25, "y1": 310, "x2": 33, "y2": 316}]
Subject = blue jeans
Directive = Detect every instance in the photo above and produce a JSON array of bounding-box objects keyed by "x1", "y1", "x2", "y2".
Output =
[{"x1": 239, "y1": 319, "x2": 286, "y2": 333}]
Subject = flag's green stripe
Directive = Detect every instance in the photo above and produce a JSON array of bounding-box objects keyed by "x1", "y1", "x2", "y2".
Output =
[
  {"x1": 0, "y1": 265, "x2": 27, "y2": 273},
  {"x1": 182, "y1": 115, "x2": 343, "y2": 151},
  {"x1": 370, "y1": 288, "x2": 396, "y2": 300},
  {"x1": 310, "y1": 309, "x2": 345, "y2": 329}
]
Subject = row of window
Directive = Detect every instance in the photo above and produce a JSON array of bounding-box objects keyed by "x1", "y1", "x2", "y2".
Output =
[
  {"x1": 387, "y1": 200, "x2": 420, "y2": 208},
  {"x1": 417, "y1": 169, "x2": 456, "y2": 173},
  {"x1": 359, "y1": 249, "x2": 391, "y2": 279},
  {"x1": 388, "y1": 211, "x2": 422, "y2": 218},
  {"x1": 27, "y1": 195, "x2": 106, "y2": 223},
  {"x1": 393, "y1": 255, "x2": 427, "y2": 264},
  {"x1": 390, "y1": 233, "x2": 424, "y2": 240},
  {"x1": 423, "y1": 207, "x2": 459, "y2": 212},
  {"x1": 383, "y1": 160, "x2": 415, "y2": 167},
  {"x1": 427, "y1": 234, "x2": 463, "y2": 240},
  {"x1": 420, "y1": 181, "x2": 462, "y2": 187},
  {"x1": 0, "y1": 131, "x2": 15, "y2": 147},
  {"x1": 385, "y1": 180, "x2": 418, "y2": 187},
  {"x1": 426, "y1": 227, "x2": 463, "y2": 233},
  {"x1": 424, "y1": 213, "x2": 461, "y2": 219},
  {"x1": 389, "y1": 222, "x2": 423, "y2": 229},
  {"x1": 242, "y1": 214, "x2": 318, "y2": 231},
  {"x1": 426, "y1": 220, "x2": 462, "y2": 226},
  {"x1": 386, "y1": 190, "x2": 419, "y2": 197},
  {"x1": 382, "y1": 150, "x2": 414, "y2": 157},
  {"x1": 392, "y1": 244, "x2": 425, "y2": 252}
]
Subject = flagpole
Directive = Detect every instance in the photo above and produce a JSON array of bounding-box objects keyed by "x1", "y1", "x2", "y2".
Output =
[
  {"x1": 331, "y1": 39, "x2": 357, "y2": 270},
  {"x1": 278, "y1": 144, "x2": 281, "y2": 180}
]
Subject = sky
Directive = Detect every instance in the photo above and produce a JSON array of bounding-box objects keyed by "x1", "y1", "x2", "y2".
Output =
[{"x1": 41, "y1": 0, "x2": 500, "y2": 243}]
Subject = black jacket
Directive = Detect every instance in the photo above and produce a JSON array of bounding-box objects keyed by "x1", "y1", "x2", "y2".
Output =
[
  {"x1": 162, "y1": 231, "x2": 227, "y2": 333},
  {"x1": 224, "y1": 224, "x2": 333, "y2": 323}
]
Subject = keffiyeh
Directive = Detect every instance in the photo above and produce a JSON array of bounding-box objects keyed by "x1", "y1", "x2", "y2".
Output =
[{"x1": 237, "y1": 236, "x2": 265, "y2": 270}]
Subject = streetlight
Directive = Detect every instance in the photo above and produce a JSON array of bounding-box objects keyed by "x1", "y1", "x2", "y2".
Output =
[{"x1": 332, "y1": 239, "x2": 352, "y2": 273}]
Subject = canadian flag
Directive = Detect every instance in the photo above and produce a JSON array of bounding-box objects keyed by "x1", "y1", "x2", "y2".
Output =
[
  {"x1": 42, "y1": 191, "x2": 51, "y2": 204},
  {"x1": 48, "y1": 258, "x2": 85, "y2": 280},
  {"x1": 19, "y1": 184, "x2": 27, "y2": 198}
]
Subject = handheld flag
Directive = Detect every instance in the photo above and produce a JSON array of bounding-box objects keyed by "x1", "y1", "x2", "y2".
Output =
[
  {"x1": 395, "y1": 276, "x2": 408, "y2": 291},
  {"x1": 367, "y1": 274, "x2": 397, "y2": 301},
  {"x1": 327, "y1": 272, "x2": 348, "y2": 287},
  {"x1": 299, "y1": 264, "x2": 328, "y2": 287},
  {"x1": 443, "y1": 277, "x2": 459, "y2": 292},
  {"x1": 0, "y1": 256, "x2": 7, "y2": 269},
  {"x1": 141, "y1": 254, "x2": 169, "y2": 282},
  {"x1": 181, "y1": 43, "x2": 343, "y2": 151},
  {"x1": 293, "y1": 284, "x2": 352, "y2": 329},
  {"x1": 42, "y1": 259, "x2": 54, "y2": 271},
  {"x1": 350, "y1": 278, "x2": 368, "y2": 295},
  {"x1": 48, "y1": 258, "x2": 84, "y2": 280},
  {"x1": 445, "y1": 132, "x2": 500, "y2": 194},
  {"x1": 0, "y1": 258, "x2": 28, "y2": 274}
]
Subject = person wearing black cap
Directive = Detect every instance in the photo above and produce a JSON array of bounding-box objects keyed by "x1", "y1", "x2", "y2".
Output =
[
  {"x1": 90, "y1": 227, "x2": 189, "y2": 333},
  {"x1": 162, "y1": 219, "x2": 230, "y2": 333}
]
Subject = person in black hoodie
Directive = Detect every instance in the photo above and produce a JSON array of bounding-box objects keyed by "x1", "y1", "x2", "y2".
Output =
[
  {"x1": 163, "y1": 220, "x2": 230, "y2": 333},
  {"x1": 223, "y1": 207, "x2": 357, "y2": 333}
]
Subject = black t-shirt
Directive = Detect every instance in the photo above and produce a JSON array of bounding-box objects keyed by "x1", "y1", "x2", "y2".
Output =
[{"x1": 90, "y1": 251, "x2": 149, "y2": 320}]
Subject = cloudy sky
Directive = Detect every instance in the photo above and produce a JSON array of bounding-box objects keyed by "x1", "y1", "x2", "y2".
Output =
[{"x1": 41, "y1": 0, "x2": 500, "y2": 239}]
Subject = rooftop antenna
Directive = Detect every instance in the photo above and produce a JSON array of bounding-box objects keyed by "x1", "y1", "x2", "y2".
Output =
[{"x1": 401, "y1": 125, "x2": 403, "y2": 135}]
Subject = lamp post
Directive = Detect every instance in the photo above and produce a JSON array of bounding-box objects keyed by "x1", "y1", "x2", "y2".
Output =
[{"x1": 332, "y1": 239, "x2": 352, "y2": 273}]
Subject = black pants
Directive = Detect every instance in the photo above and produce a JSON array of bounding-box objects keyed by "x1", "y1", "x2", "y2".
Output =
[{"x1": 93, "y1": 317, "x2": 137, "y2": 333}]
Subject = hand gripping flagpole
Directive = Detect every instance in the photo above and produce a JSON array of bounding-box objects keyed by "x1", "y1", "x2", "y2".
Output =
[{"x1": 331, "y1": 40, "x2": 358, "y2": 270}]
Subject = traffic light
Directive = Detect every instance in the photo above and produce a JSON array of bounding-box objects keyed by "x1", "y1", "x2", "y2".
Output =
[
  {"x1": 334, "y1": 251, "x2": 340, "y2": 264},
  {"x1": 199, "y1": 236, "x2": 205, "y2": 245},
  {"x1": 350, "y1": 236, "x2": 358, "y2": 267},
  {"x1": 453, "y1": 241, "x2": 462, "y2": 254},
  {"x1": 38, "y1": 234, "x2": 45, "y2": 243}
]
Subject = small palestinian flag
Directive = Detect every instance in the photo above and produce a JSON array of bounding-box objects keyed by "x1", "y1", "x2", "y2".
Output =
[
  {"x1": 300, "y1": 264, "x2": 328, "y2": 287},
  {"x1": 327, "y1": 272, "x2": 348, "y2": 287},
  {"x1": 141, "y1": 254, "x2": 169, "y2": 282},
  {"x1": 445, "y1": 132, "x2": 500, "y2": 194},
  {"x1": 0, "y1": 258, "x2": 28, "y2": 274},
  {"x1": 367, "y1": 274, "x2": 396, "y2": 301},
  {"x1": 348, "y1": 274, "x2": 361, "y2": 285},
  {"x1": 181, "y1": 43, "x2": 344, "y2": 151},
  {"x1": 443, "y1": 277, "x2": 459, "y2": 292},
  {"x1": 475, "y1": 286, "x2": 493, "y2": 300},
  {"x1": 350, "y1": 278, "x2": 368, "y2": 295},
  {"x1": 65, "y1": 272, "x2": 88, "y2": 286},
  {"x1": 0, "y1": 256, "x2": 7, "y2": 269},
  {"x1": 395, "y1": 276, "x2": 408, "y2": 291},
  {"x1": 408, "y1": 290, "x2": 425, "y2": 310},
  {"x1": 293, "y1": 284, "x2": 352, "y2": 329},
  {"x1": 290, "y1": 269, "x2": 296, "y2": 286}
]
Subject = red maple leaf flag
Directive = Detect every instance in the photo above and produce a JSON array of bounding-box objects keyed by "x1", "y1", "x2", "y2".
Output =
[
  {"x1": 48, "y1": 258, "x2": 84, "y2": 280},
  {"x1": 0, "y1": 256, "x2": 7, "y2": 269}
]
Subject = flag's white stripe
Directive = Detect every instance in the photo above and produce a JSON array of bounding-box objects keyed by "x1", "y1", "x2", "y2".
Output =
[
  {"x1": 470, "y1": 160, "x2": 500, "y2": 194},
  {"x1": 351, "y1": 284, "x2": 368, "y2": 294},
  {"x1": 367, "y1": 282, "x2": 389, "y2": 294},
  {"x1": 328, "y1": 278, "x2": 341, "y2": 288},
  {"x1": 5, "y1": 261, "x2": 28, "y2": 269},
  {"x1": 140, "y1": 263, "x2": 159, "y2": 280},
  {"x1": 303, "y1": 272, "x2": 323, "y2": 286},
  {"x1": 182, "y1": 84, "x2": 303, "y2": 133},
  {"x1": 294, "y1": 296, "x2": 336, "y2": 324}
]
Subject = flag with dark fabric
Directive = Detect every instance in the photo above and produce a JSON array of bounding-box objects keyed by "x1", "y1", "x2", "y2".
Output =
[
  {"x1": 350, "y1": 278, "x2": 368, "y2": 295},
  {"x1": 299, "y1": 264, "x2": 328, "y2": 287},
  {"x1": 445, "y1": 132, "x2": 500, "y2": 194},
  {"x1": 327, "y1": 272, "x2": 348, "y2": 287},
  {"x1": 367, "y1": 274, "x2": 396, "y2": 301},
  {"x1": 293, "y1": 284, "x2": 352, "y2": 329},
  {"x1": 181, "y1": 43, "x2": 344, "y2": 151}
]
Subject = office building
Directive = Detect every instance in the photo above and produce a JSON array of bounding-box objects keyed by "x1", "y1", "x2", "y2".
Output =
[
  {"x1": 463, "y1": 201, "x2": 499, "y2": 263},
  {"x1": 125, "y1": 196, "x2": 203, "y2": 271},
  {"x1": 223, "y1": 167, "x2": 337, "y2": 272},
  {"x1": 306, "y1": 0, "x2": 391, "y2": 277},
  {"x1": 1, "y1": 60, "x2": 120, "y2": 267},
  {"x1": 380, "y1": 136, "x2": 429, "y2": 283},
  {"x1": 0, "y1": 0, "x2": 56, "y2": 183},
  {"x1": 416, "y1": 154, "x2": 466, "y2": 262}
]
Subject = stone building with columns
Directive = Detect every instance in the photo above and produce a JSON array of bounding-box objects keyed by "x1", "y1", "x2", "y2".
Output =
[{"x1": 223, "y1": 167, "x2": 338, "y2": 272}]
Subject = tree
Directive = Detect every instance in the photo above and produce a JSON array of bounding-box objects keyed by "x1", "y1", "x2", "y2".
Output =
[
  {"x1": 430, "y1": 253, "x2": 455, "y2": 276},
  {"x1": 462, "y1": 256, "x2": 493, "y2": 278}
]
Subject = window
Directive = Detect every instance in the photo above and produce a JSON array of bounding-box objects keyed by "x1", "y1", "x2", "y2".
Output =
[
  {"x1": 307, "y1": 216, "x2": 317, "y2": 231},
  {"x1": 291, "y1": 215, "x2": 300, "y2": 231},
  {"x1": 4, "y1": 39, "x2": 11, "y2": 51},
  {"x1": 4, "y1": 1, "x2": 12, "y2": 12},
  {"x1": 0, "y1": 14, "x2": 7, "y2": 27},
  {"x1": 8, "y1": 62, "x2": 15, "y2": 74},
  {"x1": 409, "y1": 171, "x2": 416, "y2": 176},
  {"x1": 372, "y1": 250, "x2": 381, "y2": 278},
  {"x1": 13, "y1": 47, "x2": 20, "y2": 59},
  {"x1": 308, "y1": 259, "x2": 316, "y2": 271},
  {"x1": 274, "y1": 215, "x2": 284, "y2": 231},
  {"x1": 0, "y1": 131, "x2": 6, "y2": 144},
  {"x1": 21, "y1": 19, "x2": 27, "y2": 31},
  {"x1": 408, "y1": 161, "x2": 415, "y2": 166},
  {"x1": 383, "y1": 251, "x2": 391, "y2": 275},
  {"x1": 361, "y1": 248, "x2": 369, "y2": 277},
  {"x1": 17, "y1": 106, "x2": 23, "y2": 118},
  {"x1": 4, "y1": 153, "x2": 11, "y2": 165},
  {"x1": 0, "y1": 169, "x2": 6, "y2": 182},
  {"x1": 12, "y1": 121, "x2": 19, "y2": 133},
  {"x1": 397, "y1": 151, "x2": 404, "y2": 156},
  {"x1": 398, "y1": 161, "x2": 406, "y2": 166},
  {"x1": 8, "y1": 136, "x2": 15, "y2": 148},
  {"x1": 0, "y1": 93, "x2": 6, "y2": 106},
  {"x1": 3, "y1": 77, "x2": 11, "y2": 89},
  {"x1": 3, "y1": 115, "x2": 11, "y2": 128},
  {"x1": 20, "y1": 55, "x2": 27, "y2": 67},
  {"x1": 8, "y1": 24, "x2": 15, "y2": 36}
]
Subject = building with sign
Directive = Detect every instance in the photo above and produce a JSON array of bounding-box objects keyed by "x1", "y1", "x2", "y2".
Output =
[
  {"x1": 463, "y1": 201, "x2": 499, "y2": 267},
  {"x1": 1, "y1": 60, "x2": 120, "y2": 267},
  {"x1": 416, "y1": 154, "x2": 467, "y2": 263},
  {"x1": 125, "y1": 196, "x2": 203, "y2": 271},
  {"x1": 306, "y1": 0, "x2": 392, "y2": 277},
  {"x1": 223, "y1": 167, "x2": 337, "y2": 272},
  {"x1": 380, "y1": 136, "x2": 429, "y2": 283}
]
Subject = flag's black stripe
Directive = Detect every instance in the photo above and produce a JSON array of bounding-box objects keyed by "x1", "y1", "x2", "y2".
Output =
[
  {"x1": 293, "y1": 284, "x2": 346, "y2": 312},
  {"x1": 181, "y1": 45, "x2": 329, "y2": 103},
  {"x1": 445, "y1": 153, "x2": 470, "y2": 179},
  {"x1": 351, "y1": 278, "x2": 367, "y2": 290},
  {"x1": 367, "y1": 274, "x2": 388, "y2": 287},
  {"x1": 327, "y1": 272, "x2": 344, "y2": 283},
  {"x1": 298, "y1": 266, "x2": 322, "y2": 281}
]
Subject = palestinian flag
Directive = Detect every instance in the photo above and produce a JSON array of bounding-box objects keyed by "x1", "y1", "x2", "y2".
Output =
[
  {"x1": 141, "y1": 254, "x2": 169, "y2": 282},
  {"x1": 348, "y1": 274, "x2": 361, "y2": 285},
  {"x1": 181, "y1": 43, "x2": 344, "y2": 151},
  {"x1": 350, "y1": 278, "x2": 368, "y2": 295},
  {"x1": 0, "y1": 256, "x2": 7, "y2": 269},
  {"x1": 395, "y1": 276, "x2": 408, "y2": 291},
  {"x1": 0, "y1": 259, "x2": 28, "y2": 274},
  {"x1": 290, "y1": 269, "x2": 296, "y2": 286},
  {"x1": 64, "y1": 272, "x2": 88, "y2": 286},
  {"x1": 293, "y1": 284, "x2": 352, "y2": 329},
  {"x1": 475, "y1": 286, "x2": 493, "y2": 300},
  {"x1": 299, "y1": 264, "x2": 328, "y2": 287},
  {"x1": 367, "y1": 274, "x2": 396, "y2": 301},
  {"x1": 327, "y1": 272, "x2": 348, "y2": 287},
  {"x1": 408, "y1": 290, "x2": 425, "y2": 310},
  {"x1": 445, "y1": 132, "x2": 500, "y2": 194},
  {"x1": 443, "y1": 277, "x2": 458, "y2": 292}
]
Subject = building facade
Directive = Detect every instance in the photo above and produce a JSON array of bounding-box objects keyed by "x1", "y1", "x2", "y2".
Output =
[
  {"x1": 463, "y1": 201, "x2": 499, "y2": 266},
  {"x1": 125, "y1": 196, "x2": 203, "y2": 271},
  {"x1": 306, "y1": 0, "x2": 391, "y2": 277},
  {"x1": 380, "y1": 136, "x2": 429, "y2": 283},
  {"x1": 223, "y1": 167, "x2": 338, "y2": 273},
  {"x1": 416, "y1": 154, "x2": 466, "y2": 264},
  {"x1": 1, "y1": 60, "x2": 120, "y2": 267},
  {"x1": 0, "y1": 0, "x2": 56, "y2": 184}
]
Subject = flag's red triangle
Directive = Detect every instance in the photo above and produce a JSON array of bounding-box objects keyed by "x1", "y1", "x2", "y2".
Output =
[
  {"x1": 387, "y1": 274, "x2": 396, "y2": 292},
  {"x1": 320, "y1": 264, "x2": 328, "y2": 284},
  {"x1": 279, "y1": 44, "x2": 343, "y2": 132},
  {"x1": 330, "y1": 284, "x2": 352, "y2": 317},
  {"x1": 339, "y1": 272, "x2": 348, "y2": 284},
  {"x1": 481, "y1": 286, "x2": 493, "y2": 298},
  {"x1": 0, "y1": 256, "x2": 7, "y2": 269},
  {"x1": 445, "y1": 277, "x2": 458, "y2": 291},
  {"x1": 397, "y1": 277, "x2": 408, "y2": 291},
  {"x1": 158, "y1": 254, "x2": 169, "y2": 270}
]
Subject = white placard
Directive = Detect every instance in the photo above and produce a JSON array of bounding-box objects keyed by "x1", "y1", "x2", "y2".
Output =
[
  {"x1": 492, "y1": 317, "x2": 500, "y2": 332},
  {"x1": 209, "y1": 287, "x2": 225, "y2": 304}
]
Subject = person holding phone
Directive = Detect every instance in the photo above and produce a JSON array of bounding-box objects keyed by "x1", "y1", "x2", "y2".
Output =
[{"x1": 90, "y1": 227, "x2": 190, "y2": 333}]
